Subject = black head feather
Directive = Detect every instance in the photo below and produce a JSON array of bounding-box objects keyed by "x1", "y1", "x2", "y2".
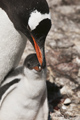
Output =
[{"x1": 24, "y1": 54, "x2": 40, "y2": 69}]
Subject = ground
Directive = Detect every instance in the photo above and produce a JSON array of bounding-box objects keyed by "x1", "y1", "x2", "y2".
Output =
[{"x1": 20, "y1": 0, "x2": 80, "y2": 120}]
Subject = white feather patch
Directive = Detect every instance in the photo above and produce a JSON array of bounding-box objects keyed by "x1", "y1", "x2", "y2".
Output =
[
  {"x1": 28, "y1": 10, "x2": 51, "y2": 30},
  {"x1": 0, "y1": 8, "x2": 27, "y2": 84}
]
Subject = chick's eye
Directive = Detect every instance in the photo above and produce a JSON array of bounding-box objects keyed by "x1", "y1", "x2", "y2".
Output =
[{"x1": 27, "y1": 62, "x2": 30, "y2": 68}]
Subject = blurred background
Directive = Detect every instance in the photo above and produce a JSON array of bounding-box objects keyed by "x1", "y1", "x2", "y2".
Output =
[{"x1": 20, "y1": 0, "x2": 80, "y2": 120}]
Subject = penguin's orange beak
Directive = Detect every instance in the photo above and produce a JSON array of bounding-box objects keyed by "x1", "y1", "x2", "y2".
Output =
[{"x1": 31, "y1": 36, "x2": 43, "y2": 66}]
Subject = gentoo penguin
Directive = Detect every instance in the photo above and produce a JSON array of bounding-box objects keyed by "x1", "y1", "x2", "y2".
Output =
[
  {"x1": 0, "y1": 53, "x2": 48, "y2": 120},
  {"x1": 0, "y1": 0, "x2": 51, "y2": 83}
]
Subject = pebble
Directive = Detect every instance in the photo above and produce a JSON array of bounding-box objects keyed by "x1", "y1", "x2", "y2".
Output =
[
  {"x1": 60, "y1": 86, "x2": 73, "y2": 95},
  {"x1": 64, "y1": 98, "x2": 71, "y2": 105},
  {"x1": 49, "y1": 41, "x2": 56, "y2": 48},
  {"x1": 75, "y1": 116, "x2": 80, "y2": 120},
  {"x1": 62, "y1": 105, "x2": 67, "y2": 110},
  {"x1": 78, "y1": 69, "x2": 80, "y2": 77},
  {"x1": 77, "y1": 91, "x2": 80, "y2": 98},
  {"x1": 76, "y1": 57, "x2": 80, "y2": 65}
]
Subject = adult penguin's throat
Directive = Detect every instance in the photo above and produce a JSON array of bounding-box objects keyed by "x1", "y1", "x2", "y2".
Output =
[{"x1": 31, "y1": 36, "x2": 43, "y2": 66}]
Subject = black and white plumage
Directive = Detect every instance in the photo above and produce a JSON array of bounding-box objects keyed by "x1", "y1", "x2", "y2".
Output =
[
  {"x1": 0, "y1": 54, "x2": 48, "y2": 120},
  {"x1": 0, "y1": 0, "x2": 51, "y2": 83}
]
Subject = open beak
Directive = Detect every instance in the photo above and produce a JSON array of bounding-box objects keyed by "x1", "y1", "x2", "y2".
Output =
[{"x1": 31, "y1": 35, "x2": 43, "y2": 66}]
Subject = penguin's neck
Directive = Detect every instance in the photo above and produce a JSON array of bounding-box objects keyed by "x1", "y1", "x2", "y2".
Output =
[
  {"x1": 18, "y1": 74, "x2": 46, "y2": 100},
  {"x1": 23, "y1": 67, "x2": 46, "y2": 81}
]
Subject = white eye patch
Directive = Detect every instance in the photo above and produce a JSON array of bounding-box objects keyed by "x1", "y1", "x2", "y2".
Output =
[{"x1": 28, "y1": 10, "x2": 51, "y2": 30}]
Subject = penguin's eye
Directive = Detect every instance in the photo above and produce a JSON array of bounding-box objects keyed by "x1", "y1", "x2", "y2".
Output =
[{"x1": 27, "y1": 62, "x2": 31, "y2": 68}]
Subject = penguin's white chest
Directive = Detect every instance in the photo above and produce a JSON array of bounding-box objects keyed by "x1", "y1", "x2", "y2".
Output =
[
  {"x1": 0, "y1": 86, "x2": 30, "y2": 120},
  {"x1": 0, "y1": 8, "x2": 27, "y2": 83},
  {"x1": 0, "y1": 78, "x2": 46, "y2": 120}
]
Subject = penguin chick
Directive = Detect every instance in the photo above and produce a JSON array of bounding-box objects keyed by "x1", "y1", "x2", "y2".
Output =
[{"x1": 0, "y1": 54, "x2": 48, "y2": 120}]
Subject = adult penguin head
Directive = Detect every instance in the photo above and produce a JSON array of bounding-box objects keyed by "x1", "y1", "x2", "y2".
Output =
[{"x1": 1, "y1": 0, "x2": 51, "y2": 67}]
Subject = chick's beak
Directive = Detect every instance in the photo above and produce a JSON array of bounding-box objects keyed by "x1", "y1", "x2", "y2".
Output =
[{"x1": 33, "y1": 66, "x2": 42, "y2": 71}]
